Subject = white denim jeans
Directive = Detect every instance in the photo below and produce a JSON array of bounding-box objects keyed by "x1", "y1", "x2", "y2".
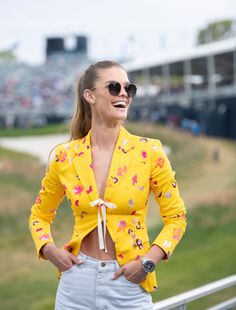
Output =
[{"x1": 55, "y1": 252, "x2": 154, "y2": 310}]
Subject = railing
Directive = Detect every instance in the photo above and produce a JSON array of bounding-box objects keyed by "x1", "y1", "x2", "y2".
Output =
[{"x1": 153, "y1": 274, "x2": 236, "y2": 310}]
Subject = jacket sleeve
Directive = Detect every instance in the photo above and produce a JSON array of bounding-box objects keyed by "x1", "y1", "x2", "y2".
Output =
[
  {"x1": 29, "y1": 145, "x2": 66, "y2": 259},
  {"x1": 150, "y1": 139, "x2": 187, "y2": 259}
]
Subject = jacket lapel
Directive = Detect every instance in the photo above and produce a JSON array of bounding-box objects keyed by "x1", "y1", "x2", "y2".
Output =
[
  {"x1": 71, "y1": 126, "x2": 136, "y2": 203},
  {"x1": 72, "y1": 131, "x2": 99, "y2": 202},
  {"x1": 104, "y1": 126, "x2": 136, "y2": 202}
]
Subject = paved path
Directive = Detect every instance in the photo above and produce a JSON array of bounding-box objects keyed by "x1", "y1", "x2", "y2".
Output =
[
  {"x1": 0, "y1": 134, "x2": 68, "y2": 164},
  {"x1": 0, "y1": 134, "x2": 171, "y2": 165}
]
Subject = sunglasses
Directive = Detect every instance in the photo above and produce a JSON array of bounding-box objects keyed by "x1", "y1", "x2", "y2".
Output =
[{"x1": 105, "y1": 82, "x2": 137, "y2": 98}]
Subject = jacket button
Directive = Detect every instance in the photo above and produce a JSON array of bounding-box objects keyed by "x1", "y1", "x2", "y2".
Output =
[{"x1": 101, "y1": 262, "x2": 106, "y2": 267}]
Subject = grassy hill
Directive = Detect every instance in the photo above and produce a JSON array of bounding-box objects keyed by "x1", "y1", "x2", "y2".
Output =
[{"x1": 0, "y1": 122, "x2": 236, "y2": 309}]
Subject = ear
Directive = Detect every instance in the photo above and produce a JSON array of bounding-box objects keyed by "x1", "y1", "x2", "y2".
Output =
[{"x1": 83, "y1": 89, "x2": 95, "y2": 105}]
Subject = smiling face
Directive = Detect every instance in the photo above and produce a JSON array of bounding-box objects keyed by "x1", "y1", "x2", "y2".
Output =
[{"x1": 84, "y1": 66, "x2": 133, "y2": 126}]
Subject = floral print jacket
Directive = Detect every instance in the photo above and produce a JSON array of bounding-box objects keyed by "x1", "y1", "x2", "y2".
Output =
[{"x1": 29, "y1": 126, "x2": 187, "y2": 292}]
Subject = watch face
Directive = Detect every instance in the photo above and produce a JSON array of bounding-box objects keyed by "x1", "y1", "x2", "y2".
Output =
[{"x1": 143, "y1": 260, "x2": 155, "y2": 273}]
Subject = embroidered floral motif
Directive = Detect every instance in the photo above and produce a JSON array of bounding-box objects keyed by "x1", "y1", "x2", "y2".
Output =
[
  {"x1": 156, "y1": 157, "x2": 165, "y2": 168},
  {"x1": 117, "y1": 220, "x2": 127, "y2": 232},
  {"x1": 73, "y1": 185, "x2": 84, "y2": 195},
  {"x1": 163, "y1": 240, "x2": 172, "y2": 248},
  {"x1": 75, "y1": 200, "x2": 79, "y2": 206},
  {"x1": 164, "y1": 192, "x2": 172, "y2": 198},
  {"x1": 86, "y1": 185, "x2": 93, "y2": 194},
  {"x1": 112, "y1": 176, "x2": 118, "y2": 184},
  {"x1": 132, "y1": 174, "x2": 138, "y2": 185},
  {"x1": 128, "y1": 199, "x2": 134, "y2": 207},
  {"x1": 118, "y1": 253, "x2": 124, "y2": 259},
  {"x1": 136, "y1": 238, "x2": 143, "y2": 249},
  {"x1": 140, "y1": 137, "x2": 148, "y2": 143},
  {"x1": 117, "y1": 166, "x2": 127, "y2": 176},
  {"x1": 56, "y1": 150, "x2": 67, "y2": 162},
  {"x1": 39, "y1": 234, "x2": 51, "y2": 241},
  {"x1": 80, "y1": 211, "x2": 88, "y2": 219},
  {"x1": 172, "y1": 228, "x2": 181, "y2": 240},
  {"x1": 35, "y1": 195, "x2": 41, "y2": 204},
  {"x1": 142, "y1": 150, "x2": 147, "y2": 159}
]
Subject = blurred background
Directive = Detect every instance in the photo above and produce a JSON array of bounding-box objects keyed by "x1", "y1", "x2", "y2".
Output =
[{"x1": 0, "y1": 0, "x2": 236, "y2": 309}]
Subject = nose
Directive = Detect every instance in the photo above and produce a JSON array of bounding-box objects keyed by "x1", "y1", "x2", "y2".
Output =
[{"x1": 119, "y1": 86, "x2": 128, "y2": 97}]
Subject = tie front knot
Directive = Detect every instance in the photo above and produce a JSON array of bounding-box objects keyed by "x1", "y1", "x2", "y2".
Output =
[
  {"x1": 90, "y1": 199, "x2": 117, "y2": 252},
  {"x1": 90, "y1": 199, "x2": 116, "y2": 209}
]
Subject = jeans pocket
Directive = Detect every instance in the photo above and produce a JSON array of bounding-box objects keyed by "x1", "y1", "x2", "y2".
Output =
[
  {"x1": 121, "y1": 274, "x2": 140, "y2": 287},
  {"x1": 61, "y1": 264, "x2": 77, "y2": 275}
]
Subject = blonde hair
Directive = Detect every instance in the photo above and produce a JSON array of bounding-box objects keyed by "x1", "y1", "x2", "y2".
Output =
[{"x1": 69, "y1": 60, "x2": 123, "y2": 140}]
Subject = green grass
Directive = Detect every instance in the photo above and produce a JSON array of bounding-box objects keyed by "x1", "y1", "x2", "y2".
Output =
[
  {"x1": 150, "y1": 202, "x2": 236, "y2": 308},
  {"x1": 0, "y1": 123, "x2": 69, "y2": 137}
]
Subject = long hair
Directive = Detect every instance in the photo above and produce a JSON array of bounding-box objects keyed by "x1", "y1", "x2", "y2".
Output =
[{"x1": 69, "y1": 60, "x2": 123, "y2": 140}]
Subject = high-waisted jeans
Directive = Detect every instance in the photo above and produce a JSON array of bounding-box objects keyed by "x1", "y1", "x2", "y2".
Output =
[{"x1": 55, "y1": 252, "x2": 154, "y2": 310}]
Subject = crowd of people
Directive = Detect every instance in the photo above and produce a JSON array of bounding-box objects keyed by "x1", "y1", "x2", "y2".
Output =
[{"x1": 0, "y1": 56, "x2": 90, "y2": 124}]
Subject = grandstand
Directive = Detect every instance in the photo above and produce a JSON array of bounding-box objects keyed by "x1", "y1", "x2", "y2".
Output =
[
  {"x1": 124, "y1": 37, "x2": 236, "y2": 139},
  {"x1": 0, "y1": 35, "x2": 90, "y2": 129},
  {"x1": 0, "y1": 36, "x2": 236, "y2": 139}
]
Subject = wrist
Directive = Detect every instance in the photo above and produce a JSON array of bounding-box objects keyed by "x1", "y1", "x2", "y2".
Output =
[{"x1": 41, "y1": 242, "x2": 55, "y2": 257}]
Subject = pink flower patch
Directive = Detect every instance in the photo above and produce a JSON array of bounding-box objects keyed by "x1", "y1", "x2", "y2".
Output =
[
  {"x1": 117, "y1": 220, "x2": 127, "y2": 232},
  {"x1": 142, "y1": 150, "x2": 147, "y2": 159},
  {"x1": 172, "y1": 228, "x2": 181, "y2": 240},
  {"x1": 132, "y1": 174, "x2": 137, "y2": 185},
  {"x1": 86, "y1": 185, "x2": 93, "y2": 194},
  {"x1": 35, "y1": 195, "x2": 41, "y2": 204},
  {"x1": 73, "y1": 185, "x2": 84, "y2": 195},
  {"x1": 118, "y1": 253, "x2": 124, "y2": 259},
  {"x1": 78, "y1": 152, "x2": 84, "y2": 157},
  {"x1": 36, "y1": 228, "x2": 43, "y2": 232},
  {"x1": 39, "y1": 234, "x2": 50, "y2": 241}
]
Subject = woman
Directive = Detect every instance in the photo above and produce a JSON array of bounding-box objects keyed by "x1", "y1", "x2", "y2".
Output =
[{"x1": 29, "y1": 60, "x2": 187, "y2": 309}]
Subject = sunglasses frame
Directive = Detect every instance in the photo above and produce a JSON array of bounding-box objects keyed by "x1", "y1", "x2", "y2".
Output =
[
  {"x1": 91, "y1": 81, "x2": 137, "y2": 98},
  {"x1": 106, "y1": 81, "x2": 137, "y2": 98}
]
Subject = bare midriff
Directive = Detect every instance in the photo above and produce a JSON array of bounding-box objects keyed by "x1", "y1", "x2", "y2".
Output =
[{"x1": 80, "y1": 228, "x2": 116, "y2": 260}]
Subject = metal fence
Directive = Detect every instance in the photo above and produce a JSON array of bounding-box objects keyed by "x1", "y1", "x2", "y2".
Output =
[{"x1": 153, "y1": 274, "x2": 236, "y2": 310}]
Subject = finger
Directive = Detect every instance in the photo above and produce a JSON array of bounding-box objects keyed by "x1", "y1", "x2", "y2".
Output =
[
  {"x1": 112, "y1": 266, "x2": 126, "y2": 280},
  {"x1": 70, "y1": 254, "x2": 84, "y2": 266}
]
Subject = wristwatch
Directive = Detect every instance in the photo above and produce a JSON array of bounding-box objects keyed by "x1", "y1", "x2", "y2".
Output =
[{"x1": 140, "y1": 257, "x2": 156, "y2": 273}]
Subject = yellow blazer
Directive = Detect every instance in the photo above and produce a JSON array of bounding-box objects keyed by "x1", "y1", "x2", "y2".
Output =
[{"x1": 29, "y1": 126, "x2": 187, "y2": 292}]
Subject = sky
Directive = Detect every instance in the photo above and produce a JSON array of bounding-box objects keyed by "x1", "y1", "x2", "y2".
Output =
[{"x1": 1, "y1": 0, "x2": 236, "y2": 65}]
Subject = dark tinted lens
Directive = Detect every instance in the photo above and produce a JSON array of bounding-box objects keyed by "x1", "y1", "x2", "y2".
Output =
[
  {"x1": 125, "y1": 84, "x2": 137, "y2": 98},
  {"x1": 108, "y1": 82, "x2": 121, "y2": 96}
]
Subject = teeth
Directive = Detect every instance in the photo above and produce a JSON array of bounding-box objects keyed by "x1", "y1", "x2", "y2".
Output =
[{"x1": 112, "y1": 101, "x2": 126, "y2": 108}]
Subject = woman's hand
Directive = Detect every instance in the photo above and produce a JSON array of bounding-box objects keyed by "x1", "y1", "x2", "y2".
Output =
[
  {"x1": 112, "y1": 259, "x2": 146, "y2": 284},
  {"x1": 41, "y1": 243, "x2": 83, "y2": 272}
]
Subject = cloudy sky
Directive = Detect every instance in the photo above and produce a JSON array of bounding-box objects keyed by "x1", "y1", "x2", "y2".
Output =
[{"x1": 1, "y1": 0, "x2": 235, "y2": 65}]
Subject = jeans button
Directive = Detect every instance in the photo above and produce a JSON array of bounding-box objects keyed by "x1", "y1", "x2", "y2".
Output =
[{"x1": 101, "y1": 262, "x2": 106, "y2": 267}]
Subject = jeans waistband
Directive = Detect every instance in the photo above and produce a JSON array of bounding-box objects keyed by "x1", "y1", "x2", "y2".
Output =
[{"x1": 78, "y1": 251, "x2": 119, "y2": 271}]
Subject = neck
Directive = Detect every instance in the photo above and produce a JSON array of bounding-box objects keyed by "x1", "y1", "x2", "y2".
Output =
[{"x1": 90, "y1": 121, "x2": 122, "y2": 149}]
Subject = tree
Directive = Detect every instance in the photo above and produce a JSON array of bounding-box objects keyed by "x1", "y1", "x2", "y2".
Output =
[{"x1": 196, "y1": 19, "x2": 235, "y2": 45}]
